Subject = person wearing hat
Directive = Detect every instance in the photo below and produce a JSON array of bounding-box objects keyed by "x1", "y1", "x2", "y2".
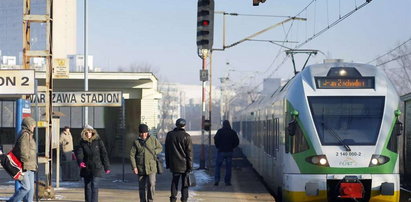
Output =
[
  {"x1": 165, "y1": 118, "x2": 193, "y2": 202},
  {"x1": 59, "y1": 126, "x2": 73, "y2": 162},
  {"x1": 130, "y1": 124, "x2": 162, "y2": 202},
  {"x1": 8, "y1": 116, "x2": 37, "y2": 202},
  {"x1": 76, "y1": 125, "x2": 111, "y2": 202}
]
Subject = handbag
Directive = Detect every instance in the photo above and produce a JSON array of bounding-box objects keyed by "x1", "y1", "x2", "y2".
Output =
[
  {"x1": 143, "y1": 142, "x2": 164, "y2": 174},
  {"x1": 155, "y1": 156, "x2": 164, "y2": 174},
  {"x1": 187, "y1": 172, "x2": 196, "y2": 187},
  {"x1": 0, "y1": 150, "x2": 23, "y2": 180}
]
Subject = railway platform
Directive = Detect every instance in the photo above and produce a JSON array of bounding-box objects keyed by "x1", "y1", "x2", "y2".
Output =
[{"x1": 0, "y1": 135, "x2": 275, "y2": 202}]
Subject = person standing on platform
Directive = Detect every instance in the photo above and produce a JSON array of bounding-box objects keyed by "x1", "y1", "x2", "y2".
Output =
[
  {"x1": 76, "y1": 125, "x2": 111, "y2": 202},
  {"x1": 165, "y1": 118, "x2": 193, "y2": 202},
  {"x1": 214, "y1": 120, "x2": 239, "y2": 186},
  {"x1": 130, "y1": 124, "x2": 163, "y2": 202},
  {"x1": 7, "y1": 117, "x2": 37, "y2": 202},
  {"x1": 60, "y1": 126, "x2": 73, "y2": 162}
]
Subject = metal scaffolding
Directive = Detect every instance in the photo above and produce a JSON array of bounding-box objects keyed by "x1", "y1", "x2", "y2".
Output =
[{"x1": 23, "y1": 0, "x2": 54, "y2": 186}]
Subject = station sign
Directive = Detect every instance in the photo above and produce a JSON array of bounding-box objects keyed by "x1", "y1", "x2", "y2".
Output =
[
  {"x1": 0, "y1": 69, "x2": 35, "y2": 95},
  {"x1": 28, "y1": 91, "x2": 122, "y2": 107}
]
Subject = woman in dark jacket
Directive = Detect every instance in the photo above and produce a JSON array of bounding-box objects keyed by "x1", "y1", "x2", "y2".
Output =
[{"x1": 76, "y1": 125, "x2": 110, "y2": 202}]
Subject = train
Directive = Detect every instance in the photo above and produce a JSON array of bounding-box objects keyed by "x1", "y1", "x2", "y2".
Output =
[{"x1": 232, "y1": 60, "x2": 402, "y2": 201}]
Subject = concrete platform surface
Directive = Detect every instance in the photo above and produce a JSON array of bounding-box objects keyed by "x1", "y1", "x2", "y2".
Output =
[{"x1": 0, "y1": 135, "x2": 275, "y2": 201}]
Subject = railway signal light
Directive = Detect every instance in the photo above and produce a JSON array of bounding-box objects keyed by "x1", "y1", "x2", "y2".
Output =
[
  {"x1": 204, "y1": 120, "x2": 211, "y2": 131},
  {"x1": 253, "y1": 0, "x2": 266, "y2": 6},
  {"x1": 197, "y1": 0, "x2": 214, "y2": 50}
]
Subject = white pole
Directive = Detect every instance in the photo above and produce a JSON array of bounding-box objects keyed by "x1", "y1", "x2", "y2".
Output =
[{"x1": 84, "y1": 0, "x2": 88, "y2": 125}]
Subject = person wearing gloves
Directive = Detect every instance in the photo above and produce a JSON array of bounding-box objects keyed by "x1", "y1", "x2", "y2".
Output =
[
  {"x1": 7, "y1": 117, "x2": 37, "y2": 202},
  {"x1": 165, "y1": 118, "x2": 193, "y2": 202},
  {"x1": 76, "y1": 125, "x2": 110, "y2": 202},
  {"x1": 130, "y1": 124, "x2": 163, "y2": 202}
]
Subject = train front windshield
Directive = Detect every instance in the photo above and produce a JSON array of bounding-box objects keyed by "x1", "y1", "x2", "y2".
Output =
[{"x1": 308, "y1": 96, "x2": 385, "y2": 145}]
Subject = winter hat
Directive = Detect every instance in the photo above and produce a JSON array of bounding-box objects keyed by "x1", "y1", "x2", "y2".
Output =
[
  {"x1": 84, "y1": 124, "x2": 94, "y2": 130},
  {"x1": 138, "y1": 124, "x2": 149, "y2": 133},
  {"x1": 176, "y1": 118, "x2": 186, "y2": 128},
  {"x1": 22, "y1": 117, "x2": 36, "y2": 129}
]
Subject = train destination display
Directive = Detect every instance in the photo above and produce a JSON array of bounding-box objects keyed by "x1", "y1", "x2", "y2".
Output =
[{"x1": 315, "y1": 77, "x2": 375, "y2": 89}]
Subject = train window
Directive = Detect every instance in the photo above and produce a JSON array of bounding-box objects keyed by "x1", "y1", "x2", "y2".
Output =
[
  {"x1": 308, "y1": 96, "x2": 384, "y2": 146},
  {"x1": 263, "y1": 120, "x2": 267, "y2": 151},
  {"x1": 246, "y1": 121, "x2": 251, "y2": 141},
  {"x1": 387, "y1": 119, "x2": 401, "y2": 153},
  {"x1": 252, "y1": 120, "x2": 257, "y2": 146},
  {"x1": 265, "y1": 119, "x2": 271, "y2": 155},
  {"x1": 290, "y1": 121, "x2": 309, "y2": 154},
  {"x1": 274, "y1": 118, "x2": 279, "y2": 156}
]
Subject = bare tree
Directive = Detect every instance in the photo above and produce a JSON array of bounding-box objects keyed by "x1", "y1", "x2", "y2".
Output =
[
  {"x1": 158, "y1": 83, "x2": 178, "y2": 137},
  {"x1": 378, "y1": 42, "x2": 411, "y2": 95},
  {"x1": 116, "y1": 62, "x2": 159, "y2": 75}
]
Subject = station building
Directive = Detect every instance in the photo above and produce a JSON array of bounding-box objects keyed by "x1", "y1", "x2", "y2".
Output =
[{"x1": 0, "y1": 71, "x2": 161, "y2": 159}]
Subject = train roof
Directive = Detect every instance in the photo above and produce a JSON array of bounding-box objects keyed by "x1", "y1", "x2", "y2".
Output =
[{"x1": 242, "y1": 61, "x2": 390, "y2": 114}]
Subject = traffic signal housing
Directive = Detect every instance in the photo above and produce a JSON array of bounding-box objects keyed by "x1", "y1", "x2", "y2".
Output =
[
  {"x1": 253, "y1": 0, "x2": 267, "y2": 6},
  {"x1": 197, "y1": 0, "x2": 214, "y2": 50},
  {"x1": 204, "y1": 120, "x2": 211, "y2": 131}
]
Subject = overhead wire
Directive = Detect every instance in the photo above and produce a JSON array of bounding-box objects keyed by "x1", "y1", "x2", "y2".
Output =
[
  {"x1": 375, "y1": 52, "x2": 411, "y2": 67},
  {"x1": 229, "y1": 0, "x2": 372, "y2": 94},
  {"x1": 295, "y1": 0, "x2": 372, "y2": 49},
  {"x1": 237, "y1": 0, "x2": 316, "y2": 92},
  {"x1": 367, "y1": 37, "x2": 411, "y2": 64},
  {"x1": 253, "y1": 0, "x2": 372, "y2": 92}
]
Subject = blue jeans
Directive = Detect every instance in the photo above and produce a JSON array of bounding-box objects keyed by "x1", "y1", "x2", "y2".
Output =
[
  {"x1": 8, "y1": 170, "x2": 35, "y2": 202},
  {"x1": 84, "y1": 176, "x2": 100, "y2": 202},
  {"x1": 214, "y1": 152, "x2": 233, "y2": 184}
]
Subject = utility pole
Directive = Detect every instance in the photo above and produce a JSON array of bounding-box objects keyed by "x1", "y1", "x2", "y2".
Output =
[
  {"x1": 84, "y1": 0, "x2": 89, "y2": 125},
  {"x1": 208, "y1": 51, "x2": 213, "y2": 169}
]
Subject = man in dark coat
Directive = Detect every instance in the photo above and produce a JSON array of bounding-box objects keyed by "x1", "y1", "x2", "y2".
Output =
[
  {"x1": 76, "y1": 125, "x2": 110, "y2": 202},
  {"x1": 165, "y1": 118, "x2": 193, "y2": 202},
  {"x1": 213, "y1": 120, "x2": 239, "y2": 186}
]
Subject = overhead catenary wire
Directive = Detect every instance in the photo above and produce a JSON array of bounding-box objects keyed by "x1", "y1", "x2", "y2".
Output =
[
  {"x1": 228, "y1": 0, "x2": 373, "y2": 96},
  {"x1": 375, "y1": 52, "x2": 411, "y2": 67},
  {"x1": 295, "y1": 0, "x2": 372, "y2": 49},
  {"x1": 233, "y1": 0, "x2": 316, "y2": 92},
  {"x1": 221, "y1": 12, "x2": 294, "y2": 18},
  {"x1": 367, "y1": 37, "x2": 411, "y2": 64}
]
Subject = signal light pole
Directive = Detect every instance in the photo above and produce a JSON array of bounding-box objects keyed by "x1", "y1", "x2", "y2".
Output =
[
  {"x1": 199, "y1": 49, "x2": 209, "y2": 169},
  {"x1": 197, "y1": 0, "x2": 214, "y2": 170}
]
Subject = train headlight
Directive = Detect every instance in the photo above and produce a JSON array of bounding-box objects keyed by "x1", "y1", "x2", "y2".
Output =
[
  {"x1": 339, "y1": 69, "x2": 347, "y2": 76},
  {"x1": 371, "y1": 158, "x2": 378, "y2": 165},
  {"x1": 306, "y1": 155, "x2": 329, "y2": 167},
  {"x1": 319, "y1": 158, "x2": 328, "y2": 165},
  {"x1": 369, "y1": 155, "x2": 390, "y2": 167}
]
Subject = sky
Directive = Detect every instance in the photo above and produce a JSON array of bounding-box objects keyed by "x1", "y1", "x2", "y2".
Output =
[{"x1": 76, "y1": 0, "x2": 411, "y2": 88}]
